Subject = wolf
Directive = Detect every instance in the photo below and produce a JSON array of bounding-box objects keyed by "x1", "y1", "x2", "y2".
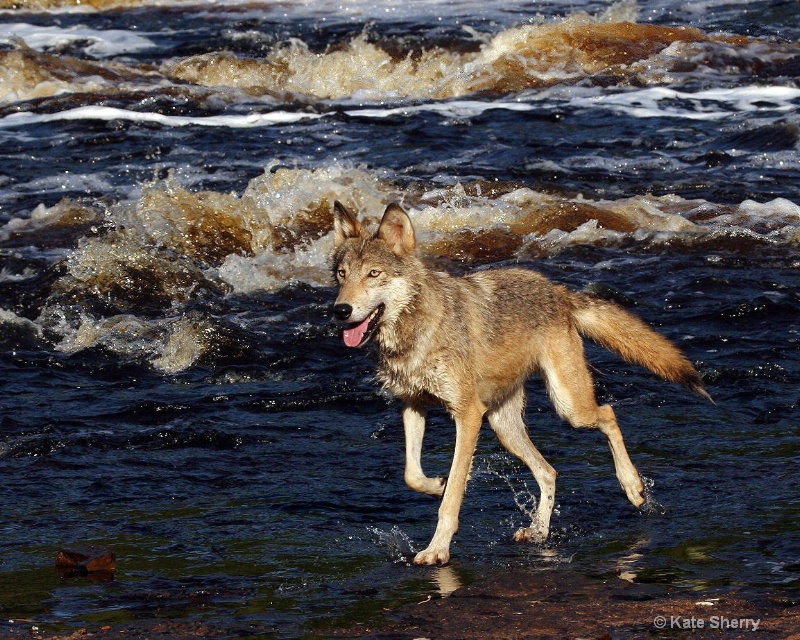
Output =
[{"x1": 330, "y1": 201, "x2": 710, "y2": 566}]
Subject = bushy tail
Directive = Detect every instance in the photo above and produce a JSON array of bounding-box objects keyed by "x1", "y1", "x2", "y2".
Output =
[{"x1": 570, "y1": 291, "x2": 712, "y2": 402}]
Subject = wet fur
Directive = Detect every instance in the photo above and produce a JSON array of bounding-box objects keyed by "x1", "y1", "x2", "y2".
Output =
[{"x1": 331, "y1": 201, "x2": 710, "y2": 566}]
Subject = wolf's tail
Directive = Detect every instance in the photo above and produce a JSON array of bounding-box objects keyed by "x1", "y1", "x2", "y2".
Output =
[{"x1": 570, "y1": 291, "x2": 712, "y2": 402}]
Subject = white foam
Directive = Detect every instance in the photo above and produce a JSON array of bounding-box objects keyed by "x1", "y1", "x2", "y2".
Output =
[
  {"x1": 4, "y1": 83, "x2": 796, "y2": 130},
  {"x1": 194, "y1": 0, "x2": 547, "y2": 22},
  {"x1": 348, "y1": 100, "x2": 536, "y2": 119},
  {"x1": 0, "y1": 23, "x2": 157, "y2": 57},
  {"x1": 0, "y1": 100, "x2": 541, "y2": 131},
  {"x1": 44, "y1": 308, "x2": 210, "y2": 373},
  {"x1": 738, "y1": 198, "x2": 800, "y2": 220},
  {"x1": 150, "y1": 317, "x2": 205, "y2": 374},
  {"x1": 217, "y1": 248, "x2": 331, "y2": 294},
  {"x1": 0, "y1": 267, "x2": 38, "y2": 282},
  {"x1": 0, "y1": 106, "x2": 327, "y2": 129},
  {"x1": 0, "y1": 308, "x2": 42, "y2": 336},
  {"x1": 571, "y1": 86, "x2": 800, "y2": 120}
]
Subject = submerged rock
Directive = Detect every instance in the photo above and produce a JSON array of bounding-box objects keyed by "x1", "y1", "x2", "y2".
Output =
[{"x1": 56, "y1": 545, "x2": 116, "y2": 578}]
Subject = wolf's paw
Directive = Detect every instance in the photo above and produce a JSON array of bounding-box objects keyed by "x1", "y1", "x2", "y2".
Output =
[
  {"x1": 513, "y1": 526, "x2": 548, "y2": 544},
  {"x1": 424, "y1": 476, "x2": 446, "y2": 498},
  {"x1": 413, "y1": 546, "x2": 450, "y2": 566},
  {"x1": 406, "y1": 474, "x2": 446, "y2": 497},
  {"x1": 623, "y1": 478, "x2": 647, "y2": 509}
]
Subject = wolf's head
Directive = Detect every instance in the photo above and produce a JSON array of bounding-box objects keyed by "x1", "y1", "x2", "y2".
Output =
[{"x1": 330, "y1": 201, "x2": 420, "y2": 348}]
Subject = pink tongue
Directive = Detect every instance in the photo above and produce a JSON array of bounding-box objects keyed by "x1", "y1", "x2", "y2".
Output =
[{"x1": 343, "y1": 317, "x2": 371, "y2": 347}]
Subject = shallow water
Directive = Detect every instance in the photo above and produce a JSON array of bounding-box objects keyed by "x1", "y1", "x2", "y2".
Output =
[{"x1": 0, "y1": 0, "x2": 799, "y2": 637}]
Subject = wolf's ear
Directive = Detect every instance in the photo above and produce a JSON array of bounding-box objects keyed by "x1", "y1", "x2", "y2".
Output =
[
  {"x1": 377, "y1": 203, "x2": 416, "y2": 256},
  {"x1": 333, "y1": 201, "x2": 364, "y2": 247}
]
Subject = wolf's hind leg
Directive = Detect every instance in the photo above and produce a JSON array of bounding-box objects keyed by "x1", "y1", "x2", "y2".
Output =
[
  {"x1": 488, "y1": 387, "x2": 557, "y2": 543},
  {"x1": 593, "y1": 404, "x2": 646, "y2": 508},
  {"x1": 541, "y1": 329, "x2": 646, "y2": 508},
  {"x1": 403, "y1": 403, "x2": 446, "y2": 497}
]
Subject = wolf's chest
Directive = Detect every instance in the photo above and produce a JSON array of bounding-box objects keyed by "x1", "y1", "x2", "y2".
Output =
[{"x1": 377, "y1": 353, "x2": 457, "y2": 406}]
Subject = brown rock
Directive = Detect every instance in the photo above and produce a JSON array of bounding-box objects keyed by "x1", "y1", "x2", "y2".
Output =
[{"x1": 55, "y1": 545, "x2": 116, "y2": 578}]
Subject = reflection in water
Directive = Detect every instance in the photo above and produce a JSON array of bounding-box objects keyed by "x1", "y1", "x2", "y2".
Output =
[
  {"x1": 431, "y1": 565, "x2": 463, "y2": 598},
  {"x1": 614, "y1": 536, "x2": 650, "y2": 584}
]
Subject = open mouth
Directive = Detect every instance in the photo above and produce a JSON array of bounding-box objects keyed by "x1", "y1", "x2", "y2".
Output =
[{"x1": 342, "y1": 304, "x2": 384, "y2": 348}]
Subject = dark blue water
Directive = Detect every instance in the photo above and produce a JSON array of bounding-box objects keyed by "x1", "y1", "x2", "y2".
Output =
[{"x1": 1, "y1": 1, "x2": 799, "y2": 637}]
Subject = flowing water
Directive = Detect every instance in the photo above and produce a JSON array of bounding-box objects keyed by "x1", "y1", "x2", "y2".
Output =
[{"x1": 0, "y1": 0, "x2": 799, "y2": 636}]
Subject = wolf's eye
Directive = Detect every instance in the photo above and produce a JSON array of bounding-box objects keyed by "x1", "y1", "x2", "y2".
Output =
[
  {"x1": 368, "y1": 269, "x2": 382, "y2": 278},
  {"x1": 336, "y1": 268, "x2": 346, "y2": 279}
]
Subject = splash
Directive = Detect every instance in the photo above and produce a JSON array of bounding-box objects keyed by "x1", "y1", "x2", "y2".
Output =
[
  {"x1": 477, "y1": 454, "x2": 540, "y2": 525},
  {"x1": 367, "y1": 525, "x2": 417, "y2": 565},
  {"x1": 638, "y1": 475, "x2": 667, "y2": 516}
]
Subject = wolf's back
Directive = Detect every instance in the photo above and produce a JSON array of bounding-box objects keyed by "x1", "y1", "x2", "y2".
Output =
[{"x1": 570, "y1": 291, "x2": 711, "y2": 401}]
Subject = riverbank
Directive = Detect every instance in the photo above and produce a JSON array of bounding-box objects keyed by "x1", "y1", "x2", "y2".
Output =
[
  {"x1": 6, "y1": 569, "x2": 799, "y2": 639},
  {"x1": 341, "y1": 569, "x2": 800, "y2": 639}
]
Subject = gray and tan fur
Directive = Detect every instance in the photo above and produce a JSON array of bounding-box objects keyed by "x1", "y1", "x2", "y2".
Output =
[{"x1": 330, "y1": 201, "x2": 710, "y2": 566}]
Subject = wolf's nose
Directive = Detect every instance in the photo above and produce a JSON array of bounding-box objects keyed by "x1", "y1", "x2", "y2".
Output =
[{"x1": 332, "y1": 303, "x2": 353, "y2": 321}]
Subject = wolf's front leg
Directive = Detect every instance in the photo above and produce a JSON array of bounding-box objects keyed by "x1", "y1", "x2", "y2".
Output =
[
  {"x1": 413, "y1": 401, "x2": 484, "y2": 566},
  {"x1": 403, "y1": 403, "x2": 446, "y2": 497}
]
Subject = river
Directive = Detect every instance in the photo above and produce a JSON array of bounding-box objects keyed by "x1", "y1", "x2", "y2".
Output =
[{"x1": 0, "y1": 0, "x2": 798, "y2": 637}]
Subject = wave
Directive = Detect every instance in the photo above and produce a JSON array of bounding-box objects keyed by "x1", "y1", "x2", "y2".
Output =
[
  {"x1": 0, "y1": 22, "x2": 157, "y2": 56},
  {"x1": 1, "y1": 2, "x2": 799, "y2": 374},
  {"x1": 5, "y1": 163, "x2": 799, "y2": 283},
  {"x1": 3, "y1": 85, "x2": 799, "y2": 130},
  {"x1": 0, "y1": 0, "x2": 190, "y2": 10},
  {"x1": 158, "y1": 14, "x2": 755, "y2": 101},
  {"x1": 2, "y1": 163, "x2": 798, "y2": 372},
  {"x1": 0, "y1": 45, "x2": 161, "y2": 104},
  {"x1": 2, "y1": 2, "x2": 799, "y2": 107}
]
